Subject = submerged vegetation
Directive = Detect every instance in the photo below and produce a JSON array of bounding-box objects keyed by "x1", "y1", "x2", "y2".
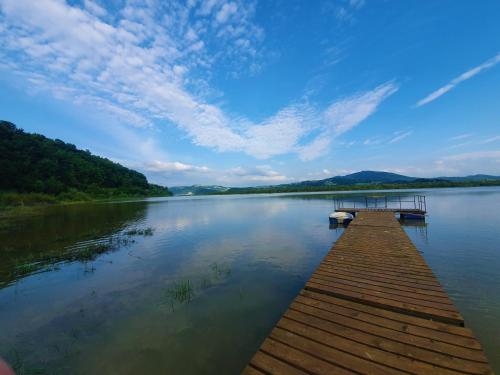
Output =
[
  {"x1": 4, "y1": 227, "x2": 157, "y2": 285},
  {"x1": 125, "y1": 227, "x2": 154, "y2": 236},
  {"x1": 165, "y1": 280, "x2": 195, "y2": 305},
  {"x1": 0, "y1": 121, "x2": 171, "y2": 208},
  {"x1": 162, "y1": 262, "x2": 232, "y2": 310}
]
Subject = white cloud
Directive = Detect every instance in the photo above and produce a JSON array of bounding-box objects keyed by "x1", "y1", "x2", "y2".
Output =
[
  {"x1": 216, "y1": 2, "x2": 237, "y2": 24},
  {"x1": 297, "y1": 134, "x2": 331, "y2": 161},
  {"x1": 145, "y1": 160, "x2": 210, "y2": 173},
  {"x1": 389, "y1": 130, "x2": 412, "y2": 144},
  {"x1": 84, "y1": 0, "x2": 106, "y2": 17},
  {"x1": 0, "y1": 0, "x2": 396, "y2": 163},
  {"x1": 416, "y1": 52, "x2": 500, "y2": 107},
  {"x1": 221, "y1": 165, "x2": 289, "y2": 184}
]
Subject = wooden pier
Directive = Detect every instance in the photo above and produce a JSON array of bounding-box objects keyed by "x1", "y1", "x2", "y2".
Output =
[{"x1": 243, "y1": 211, "x2": 492, "y2": 375}]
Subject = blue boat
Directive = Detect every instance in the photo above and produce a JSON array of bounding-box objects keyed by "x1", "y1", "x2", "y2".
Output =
[{"x1": 401, "y1": 213, "x2": 425, "y2": 220}]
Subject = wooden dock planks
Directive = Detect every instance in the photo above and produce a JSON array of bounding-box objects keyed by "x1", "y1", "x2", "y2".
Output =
[{"x1": 244, "y1": 211, "x2": 493, "y2": 375}]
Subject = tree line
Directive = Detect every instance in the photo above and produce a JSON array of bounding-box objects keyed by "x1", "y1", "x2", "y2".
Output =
[
  {"x1": 212, "y1": 180, "x2": 500, "y2": 195},
  {"x1": 0, "y1": 121, "x2": 171, "y2": 203}
]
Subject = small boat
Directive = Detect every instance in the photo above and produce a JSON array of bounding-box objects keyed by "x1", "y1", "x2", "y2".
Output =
[
  {"x1": 400, "y1": 213, "x2": 425, "y2": 220},
  {"x1": 329, "y1": 212, "x2": 354, "y2": 225}
]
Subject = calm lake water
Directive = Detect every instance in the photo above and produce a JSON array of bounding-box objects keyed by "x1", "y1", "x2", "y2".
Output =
[{"x1": 1, "y1": 187, "x2": 499, "y2": 374}]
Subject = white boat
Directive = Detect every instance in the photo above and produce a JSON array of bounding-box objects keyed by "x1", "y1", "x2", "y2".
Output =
[{"x1": 329, "y1": 212, "x2": 354, "y2": 224}]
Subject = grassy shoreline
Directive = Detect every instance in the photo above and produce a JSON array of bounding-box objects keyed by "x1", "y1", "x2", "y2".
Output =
[{"x1": 0, "y1": 191, "x2": 171, "y2": 221}]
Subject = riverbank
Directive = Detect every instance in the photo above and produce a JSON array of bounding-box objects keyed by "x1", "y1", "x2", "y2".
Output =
[{"x1": 0, "y1": 191, "x2": 171, "y2": 224}]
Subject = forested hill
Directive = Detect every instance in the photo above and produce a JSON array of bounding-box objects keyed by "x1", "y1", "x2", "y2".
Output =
[{"x1": 0, "y1": 121, "x2": 171, "y2": 200}]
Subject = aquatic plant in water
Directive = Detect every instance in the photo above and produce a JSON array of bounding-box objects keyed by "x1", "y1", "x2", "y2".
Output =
[
  {"x1": 125, "y1": 227, "x2": 155, "y2": 236},
  {"x1": 70, "y1": 243, "x2": 112, "y2": 262},
  {"x1": 6, "y1": 227, "x2": 156, "y2": 283},
  {"x1": 165, "y1": 280, "x2": 194, "y2": 305},
  {"x1": 210, "y1": 262, "x2": 231, "y2": 279}
]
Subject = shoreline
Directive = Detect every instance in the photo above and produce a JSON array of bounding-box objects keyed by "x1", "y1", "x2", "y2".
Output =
[
  {"x1": 205, "y1": 180, "x2": 500, "y2": 196},
  {"x1": 0, "y1": 194, "x2": 172, "y2": 222}
]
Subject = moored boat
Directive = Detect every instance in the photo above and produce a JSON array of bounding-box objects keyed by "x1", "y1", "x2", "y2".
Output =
[{"x1": 329, "y1": 212, "x2": 354, "y2": 225}]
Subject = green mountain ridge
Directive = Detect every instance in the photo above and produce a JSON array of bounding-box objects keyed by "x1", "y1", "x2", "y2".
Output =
[
  {"x1": 0, "y1": 121, "x2": 172, "y2": 203},
  {"x1": 170, "y1": 170, "x2": 500, "y2": 195},
  {"x1": 169, "y1": 185, "x2": 229, "y2": 195}
]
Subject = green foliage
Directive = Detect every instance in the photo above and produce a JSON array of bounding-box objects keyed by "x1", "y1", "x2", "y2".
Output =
[
  {"x1": 0, "y1": 121, "x2": 171, "y2": 205},
  {"x1": 0, "y1": 192, "x2": 57, "y2": 206}
]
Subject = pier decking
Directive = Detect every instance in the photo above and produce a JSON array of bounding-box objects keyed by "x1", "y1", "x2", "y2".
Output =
[{"x1": 243, "y1": 211, "x2": 492, "y2": 375}]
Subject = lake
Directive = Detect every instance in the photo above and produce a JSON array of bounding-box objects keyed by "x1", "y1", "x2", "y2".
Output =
[{"x1": 1, "y1": 187, "x2": 499, "y2": 374}]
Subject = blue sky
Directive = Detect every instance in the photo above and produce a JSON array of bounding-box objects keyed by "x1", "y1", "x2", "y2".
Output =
[{"x1": 1, "y1": 0, "x2": 499, "y2": 186}]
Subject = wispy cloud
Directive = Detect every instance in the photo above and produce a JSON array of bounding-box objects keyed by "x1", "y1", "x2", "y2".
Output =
[
  {"x1": 428, "y1": 150, "x2": 500, "y2": 176},
  {"x1": 416, "y1": 52, "x2": 500, "y2": 107},
  {"x1": 443, "y1": 150, "x2": 500, "y2": 161},
  {"x1": 449, "y1": 133, "x2": 473, "y2": 141},
  {"x1": 297, "y1": 82, "x2": 399, "y2": 160},
  {"x1": 389, "y1": 130, "x2": 412, "y2": 144},
  {"x1": 361, "y1": 129, "x2": 411, "y2": 147},
  {"x1": 478, "y1": 135, "x2": 500, "y2": 144},
  {"x1": 324, "y1": 82, "x2": 398, "y2": 136},
  {"x1": 446, "y1": 134, "x2": 500, "y2": 150},
  {"x1": 0, "y1": 0, "x2": 396, "y2": 162},
  {"x1": 363, "y1": 138, "x2": 381, "y2": 146},
  {"x1": 323, "y1": 0, "x2": 365, "y2": 23}
]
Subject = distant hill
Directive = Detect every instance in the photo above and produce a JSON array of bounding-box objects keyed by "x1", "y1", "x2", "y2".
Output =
[
  {"x1": 0, "y1": 121, "x2": 171, "y2": 200},
  {"x1": 169, "y1": 185, "x2": 229, "y2": 196},
  {"x1": 174, "y1": 170, "x2": 500, "y2": 195},
  {"x1": 287, "y1": 171, "x2": 417, "y2": 187},
  {"x1": 436, "y1": 174, "x2": 500, "y2": 182}
]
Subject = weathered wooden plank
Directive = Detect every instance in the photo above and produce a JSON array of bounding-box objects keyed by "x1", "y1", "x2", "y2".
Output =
[
  {"x1": 318, "y1": 263, "x2": 443, "y2": 288},
  {"x1": 314, "y1": 269, "x2": 449, "y2": 297},
  {"x1": 306, "y1": 281, "x2": 464, "y2": 325},
  {"x1": 261, "y1": 338, "x2": 356, "y2": 374},
  {"x1": 270, "y1": 327, "x2": 406, "y2": 375},
  {"x1": 284, "y1": 308, "x2": 491, "y2": 374},
  {"x1": 248, "y1": 351, "x2": 307, "y2": 375},
  {"x1": 310, "y1": 272, "x2": 454, "y2": 304},
  {"x1": 299, "y1": 291, "x2": 477, "y2": 340},
  {"x1": 243, "y1": 211, "x2": 492, "y2": 375},
  {"x1": 296, "y1": 292, "x2": 481, "y2": 348},
  {"x1": 278, "y1": 317, "x2": 473, "y2": 375},
  {"x1": 289, "y1": 301, "x2": 487, "y2": 363}
]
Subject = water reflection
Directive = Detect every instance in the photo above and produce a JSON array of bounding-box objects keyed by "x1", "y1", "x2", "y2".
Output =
[
  {"x1": 0, "y1": 188, "x2": 499, "y2": 373},
  {"x1": 399, "y1": 218, "x2": 428, "y2": 244},
  {"x1": 0, "y1": 202, "x2": 148, "y2": 287}
]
